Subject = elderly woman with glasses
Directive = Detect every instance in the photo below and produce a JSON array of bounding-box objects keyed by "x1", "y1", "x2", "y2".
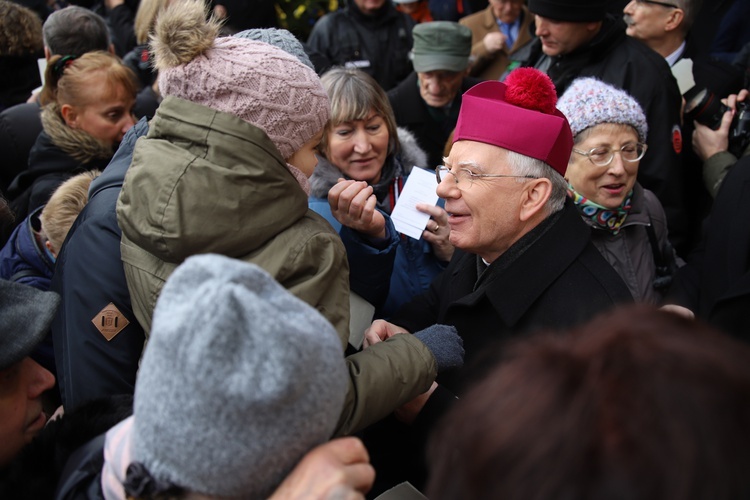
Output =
[{"x1": 558, "y1": 78, "x2": 682, "y2": 304}]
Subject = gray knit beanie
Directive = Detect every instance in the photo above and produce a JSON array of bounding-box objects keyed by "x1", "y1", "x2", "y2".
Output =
[
  {"x1": 233, "y1": 27, "x2": 314, "y2": 71},
  {"x1": 557, "y1": 77, "x2": 648, "y2": 142},
  {"x1": 131, "y1": 254, "x2": 348, "y2": 499}
]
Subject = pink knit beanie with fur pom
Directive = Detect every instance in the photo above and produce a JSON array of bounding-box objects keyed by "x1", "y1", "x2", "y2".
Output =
[{"x1": 152, "y1": 0, "x2": 328, "y2": 160}]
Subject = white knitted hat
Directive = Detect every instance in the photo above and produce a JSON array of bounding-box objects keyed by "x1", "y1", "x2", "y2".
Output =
[{"x1": 557, "y1": 77, "x2": 648, "y2": 142}]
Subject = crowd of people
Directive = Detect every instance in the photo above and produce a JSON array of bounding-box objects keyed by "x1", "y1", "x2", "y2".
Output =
[{"x1": 1, "y1": 0, "x2": 750, "y2": 498}]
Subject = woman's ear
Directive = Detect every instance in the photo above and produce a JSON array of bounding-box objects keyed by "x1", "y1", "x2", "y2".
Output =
[{"x1": 60, "y1": 104, "x2": 78, "y2": 128}]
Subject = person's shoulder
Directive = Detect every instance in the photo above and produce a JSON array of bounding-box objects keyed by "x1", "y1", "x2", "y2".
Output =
[
  {"x1": 459, "y1": 7, "x2": 487, "y2": 28},
  {"x1": 619, "y1": 37, "x2": 674, "y2": 74}
]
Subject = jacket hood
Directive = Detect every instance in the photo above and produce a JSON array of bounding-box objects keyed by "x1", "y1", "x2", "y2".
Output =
[
  {"x1": 309, "y1": 127, "x2": 428, "y2": 198},
  {"x1": 40, "y1": 103, "x2": 114, "y2": 164},
  {"x1": 117, "y1": 96, "x2": 308, "y2": 263}
]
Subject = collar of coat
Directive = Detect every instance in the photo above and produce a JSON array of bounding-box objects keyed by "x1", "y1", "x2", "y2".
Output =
[{"x1": 41, "y1": 103, "x2": 114, "y2": 164}]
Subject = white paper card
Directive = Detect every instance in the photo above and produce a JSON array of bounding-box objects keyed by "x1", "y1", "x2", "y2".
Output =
[
  {"x1": 391, "y1": 167, "x2": 439, "y2": 240},
  {"x1": 672, "y1": 58, "x2": 695, "y2": 95}
]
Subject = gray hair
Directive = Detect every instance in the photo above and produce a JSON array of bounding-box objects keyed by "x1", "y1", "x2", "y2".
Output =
[
  {"x1": 507, "y1": 151, "x2": 567, "y2": 214},
  {"x1": 674, "y1": 0, "x2": 700, "y2": 35},
  {"x1": 318, "y1": 67, "x2": 400, "y2": 158},
  {"x1": 43, "y1": 6, "x2": 110, "y2": 56}
]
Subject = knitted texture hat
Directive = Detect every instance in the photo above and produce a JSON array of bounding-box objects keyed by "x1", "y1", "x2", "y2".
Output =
[
  {"x1": 0, "y1": 280, "x2": 59, "y2": 370},
  {"x1": 233, "y1": 27, "x2": 314, "y2": 71},
  {"x1": 528, "y1": 0, "x2": 609, "y2": 22},
  {"x1": 152, "y1": 0, "x2": 329, "y2": 160},
  {"x1": 131, "y1": 254, "x2": 348, "y2": 498},
  {"x1": 557, "y1": 77, "x2": 648, "y2": 142},
  {"x1": 454, "y1": 68, "x2": 573, "y2": 176}
]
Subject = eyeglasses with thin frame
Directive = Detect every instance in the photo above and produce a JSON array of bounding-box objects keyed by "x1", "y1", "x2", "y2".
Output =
[
  {"x1": 572, "y1": 142, "x2": 648, "y2": 167},
  {"x1": 635, "y1": 0, "x2": 680, "y2": 9},
  {"x1": 436, "y1": 165, "x2": 538, "y2": 187}
]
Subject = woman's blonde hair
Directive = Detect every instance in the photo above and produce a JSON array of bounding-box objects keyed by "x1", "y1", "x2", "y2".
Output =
[
  {"x1": 318, "y1": 67, "x2": 400, "y2": 159},
  {"x1": 40, "y1": 51, "x2": 138, "y2": 108},
  {"x1": 40, "y1": 170, "x2": 101, "y2": 254},
  {"x1": 134, "y1": 0, "x2": 172, "y2": 45}
]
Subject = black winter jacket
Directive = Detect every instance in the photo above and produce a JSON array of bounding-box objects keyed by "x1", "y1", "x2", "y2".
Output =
[
  {"x1": 307, "y1": 1, "x2": 414, "y2": 91},
  {"x1": 50, "y1": 118, "x2": 149, "y2": 411},
  {"x1": 6, "y1": 105, "x2": 112, "y2": 225},
  {"x1": 0, "y1": 101, "x2": 42, "y2": 193}
]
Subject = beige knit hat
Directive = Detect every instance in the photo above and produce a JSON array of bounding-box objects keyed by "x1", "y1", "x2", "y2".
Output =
[{"x1": 151, "y1": 0, "x2": 329, "y2": 160}]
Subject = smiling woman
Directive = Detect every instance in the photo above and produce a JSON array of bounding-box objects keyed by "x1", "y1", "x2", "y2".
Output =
[
  {"x1": 558, "y1": 77, "x2": 681, "y2": 304},
  {"x1": 309, "y1": 67, "x2": 452, "y2": 317}
]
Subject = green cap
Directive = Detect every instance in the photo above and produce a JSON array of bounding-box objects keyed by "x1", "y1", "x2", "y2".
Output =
[{"x1": 411, "y1": 21, "x2": 472, "y2": 73}]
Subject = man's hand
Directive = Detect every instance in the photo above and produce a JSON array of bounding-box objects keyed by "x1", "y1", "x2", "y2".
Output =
[
  {"x1": 269, "y1": 437, "x2": 375, "y2": 500},
  {"x1": 329, "y1": 179, "x2": 386, "y2": 239},
  {"x1": 693, "y1": 90, "x2": 749, "y2": 161},
  {"x1": 417, "y1": 203, "x2": 454, "y2": 262},
  {"x1": 363, "y1": 319, "x2": 410, "y2": 348},
  {"x1": 482, "y1": 32, "x2": 507, "y2": 54}
]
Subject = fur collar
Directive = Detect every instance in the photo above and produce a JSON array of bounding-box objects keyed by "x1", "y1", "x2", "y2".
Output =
[
  {"x1": 310, "y1": 127, "x2": 428, "y2": 198},
  {"x1": 41, "y1": 103, "x2": 115, "y2": 164}
]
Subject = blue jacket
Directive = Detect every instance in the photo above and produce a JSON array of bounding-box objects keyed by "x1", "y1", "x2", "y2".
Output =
[
  {"x1": 50, "y1": 118, "x2": 149, "y2": 411},
  {"x1": 0, "y1": 205, "x2": 54, "y2": 288},
  {"x1": 309, "y1": 197, "x2": 446, "y2": 318},
  {"x1": 309, "y1": 132, "x2": 445, "y2": 318}
]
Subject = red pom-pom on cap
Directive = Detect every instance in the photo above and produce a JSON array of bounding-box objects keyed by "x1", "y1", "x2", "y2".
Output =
[{"x1": 503, "y1": 68, "x2": 558, "y2": 115}]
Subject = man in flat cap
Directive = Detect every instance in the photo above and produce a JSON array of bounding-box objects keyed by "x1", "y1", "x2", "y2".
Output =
[
  {"x1": 510, "y1": 0, "x2": 689, "y2": 256},
  {"x1": 0, "y1": 279, "x2": 58, "y2": 468},
  {"x1": 363, "y1": 69, "x2": 632, "y2": 493},
  {"x1": 388, "y1": 21, "x2": 482, "y2": 168}
]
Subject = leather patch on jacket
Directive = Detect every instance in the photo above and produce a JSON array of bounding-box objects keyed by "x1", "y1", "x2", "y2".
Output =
[{"x1": 92, "y1": 303, "x2": 130, "y2": 341}]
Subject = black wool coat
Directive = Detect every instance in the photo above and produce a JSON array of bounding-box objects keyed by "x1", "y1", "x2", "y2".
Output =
[{"x1": 391, "y1": 200, "x2": 633, "y2": 396}]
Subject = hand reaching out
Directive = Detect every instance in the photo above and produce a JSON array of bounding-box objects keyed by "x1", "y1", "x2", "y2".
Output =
[
  {"x1": 328, "y1": 179, "x2": 387, "y2": 239},
  {"x1": 269, "y1": 437, "x2": 375, "y2": 500}
]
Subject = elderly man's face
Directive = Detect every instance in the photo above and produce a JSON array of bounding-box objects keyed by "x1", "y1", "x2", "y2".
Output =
[
  {"x1": 436, "y1": 141, "x2": 530, "y2": 263},
  {"x1": 353, "y1": 0, "x2": 387, "y2": 15},
  {"x1": 489, "y1": 0, "x2": 523, "y2": 24},
  {"x1": 0, "y1": 358, "x2": 55, "y2": 467},
  {"x1": 623, "y1": 0, "x2": 680, "y2": 44},
  {"x1": 418, "y1": 70, "x2": 467, "y2": 108},
  {"x1": 534, "y1": 15, "x2": 601, "y2": 57}
]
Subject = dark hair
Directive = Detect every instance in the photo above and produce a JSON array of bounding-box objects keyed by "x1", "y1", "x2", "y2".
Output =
[
  {"x1": 0, "y1": 1, "x2": 43, "y2": 57},
  {"x1": 427, "y1": 304, "x2": 750, "y2": 500},
  {"x1": 42, "y1": 6, "x2": 110, "y2": 56}
]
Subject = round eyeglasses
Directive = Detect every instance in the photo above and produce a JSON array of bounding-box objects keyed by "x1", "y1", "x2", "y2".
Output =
[
  {"x1": 435, "y1": 165, "x2": 538, "y2": 187},
  {"x1": 572, "y1": 143, "x2": 648, "y2": 167}
]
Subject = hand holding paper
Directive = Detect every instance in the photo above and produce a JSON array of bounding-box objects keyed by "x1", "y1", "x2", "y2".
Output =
[{"x1": 391, "y1": 167, "x2": 439, "y2": 240}]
